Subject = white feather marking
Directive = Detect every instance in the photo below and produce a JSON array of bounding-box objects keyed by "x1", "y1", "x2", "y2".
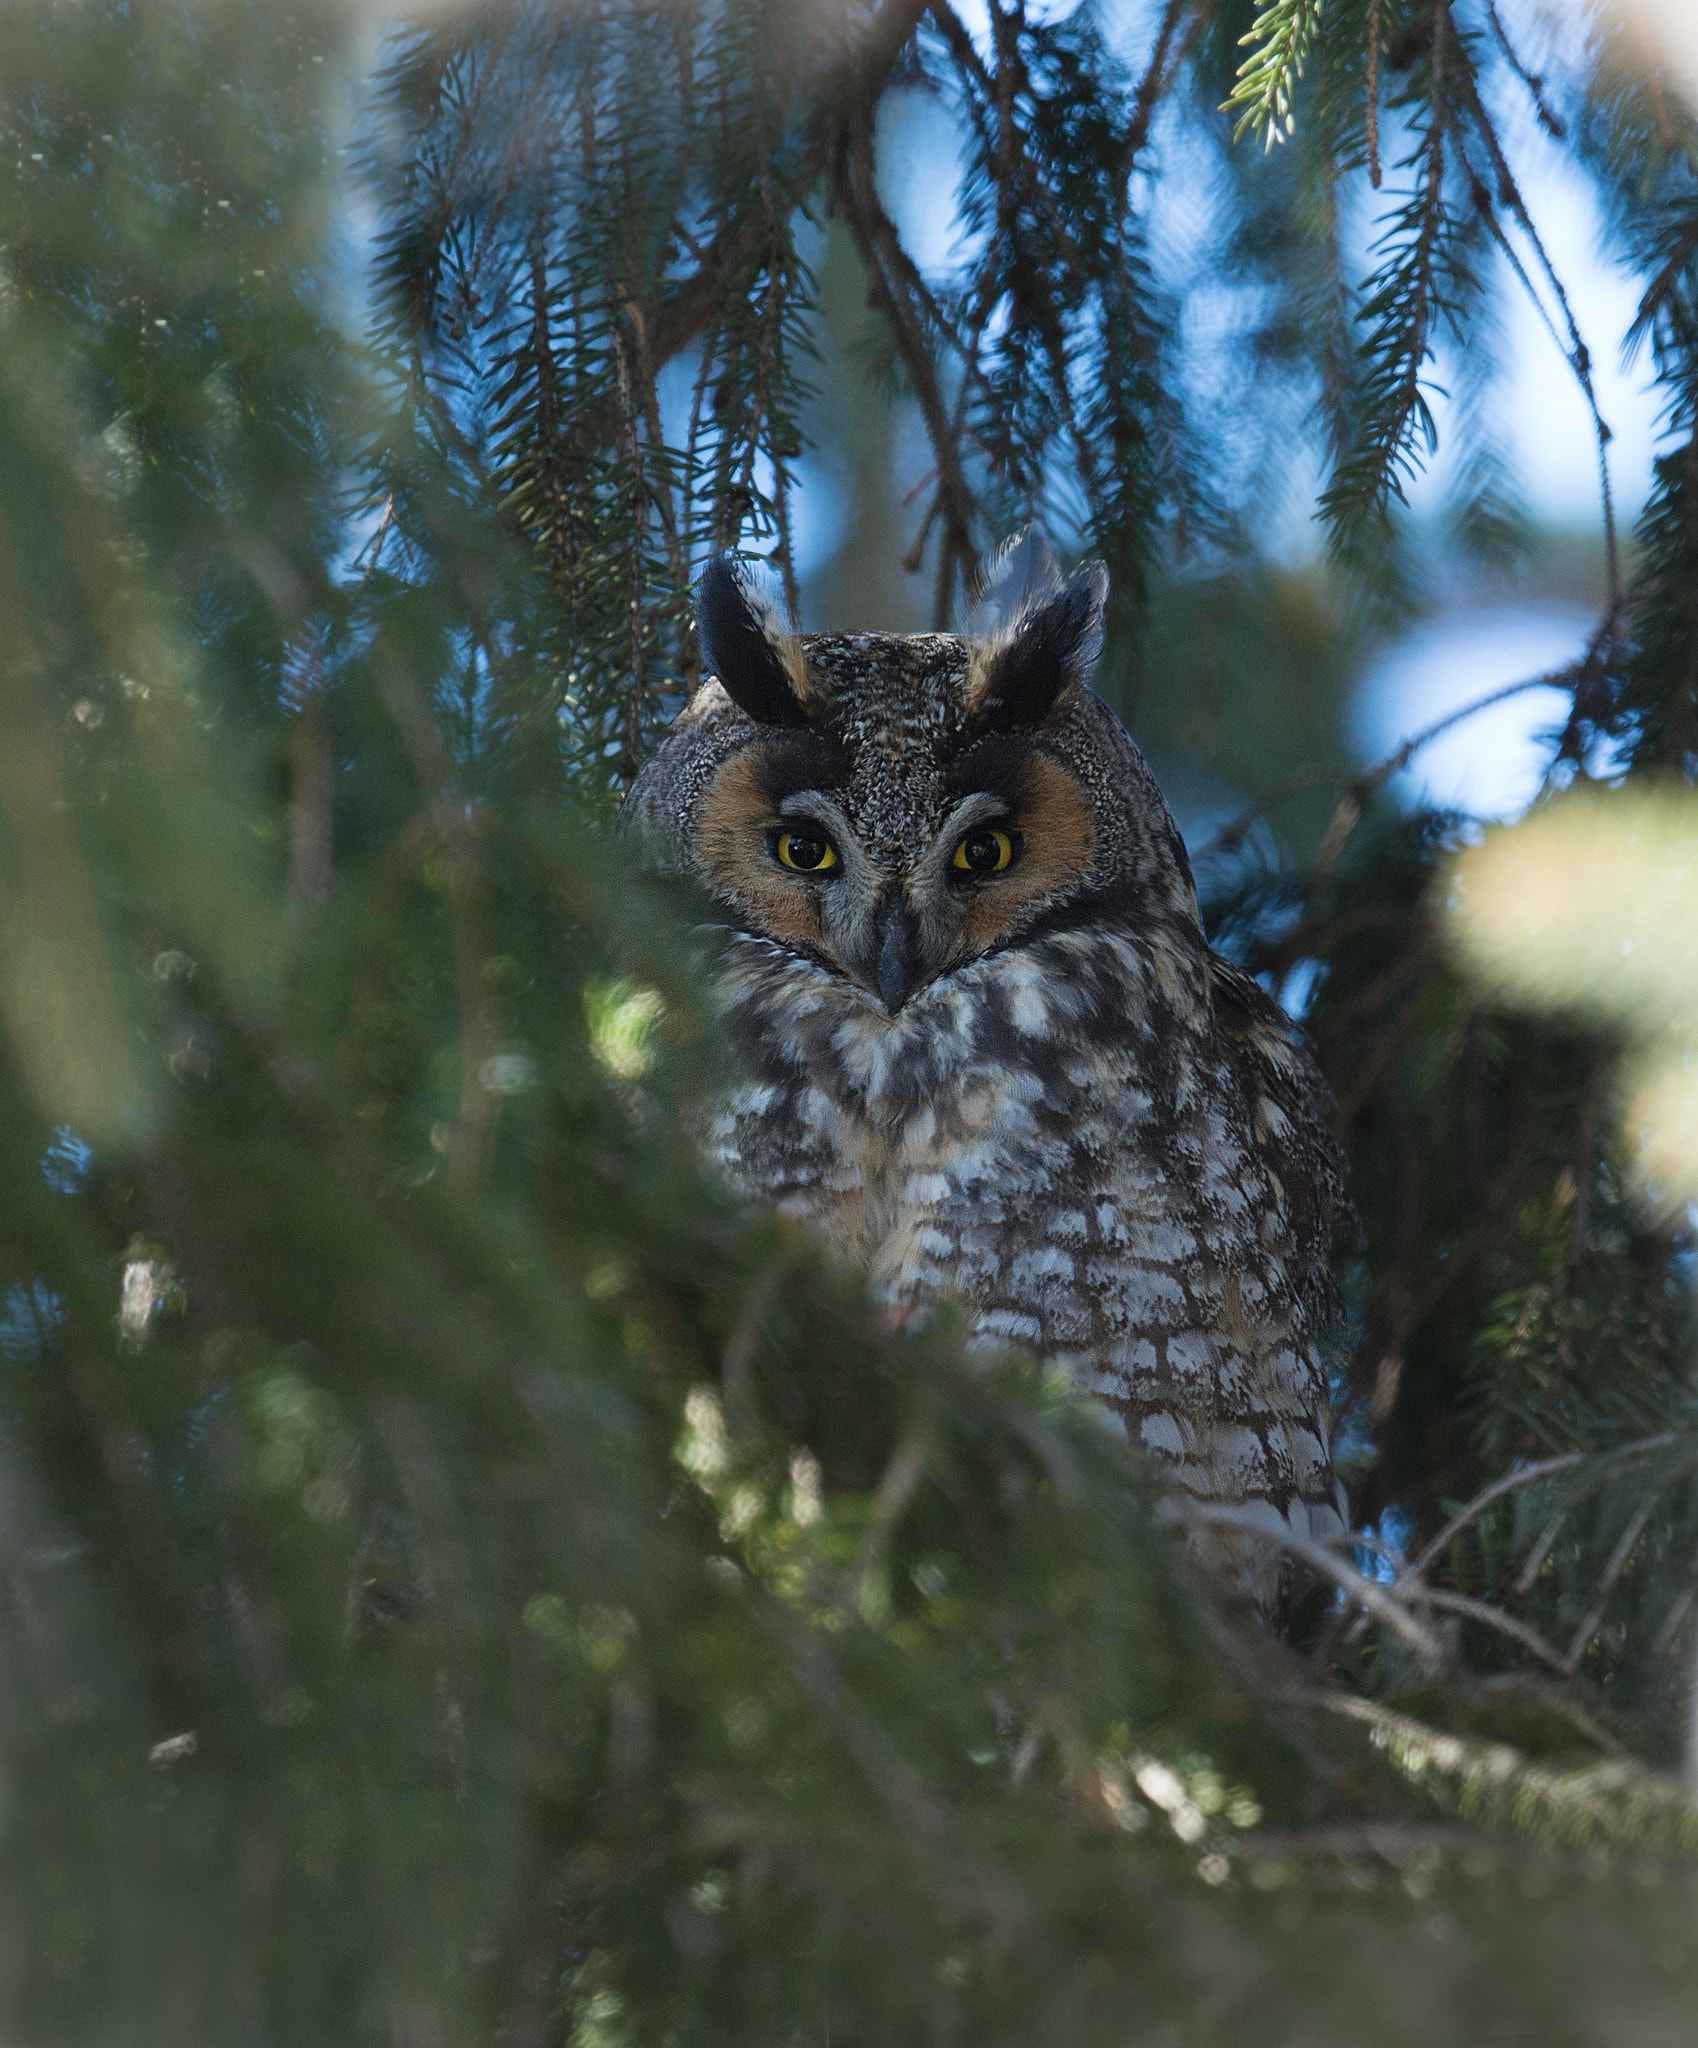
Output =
[
  {"x1": 1007, "y1": 978, "x2": 1049, "y2": 1037},
  {"x1": 1112, "y1": 1337, "x2": 1160, "y2": 1377},
  {"x1": 1118, "y1": 1266, "x2": 1187, "y2": 1315},
  {"x1": 1139, "y1": 1412, "x2": 1186, "y2": 1458},
  {"x1": 975, "y1": 1307, "x2": 1042, "y2": 1344},
  {"x1": 1129, "y1": 1221, "x2": 1197, "y2": 1263},
  {"x1": 1010, "y1": 1246, "x2": 1073, "y2": 1288}
]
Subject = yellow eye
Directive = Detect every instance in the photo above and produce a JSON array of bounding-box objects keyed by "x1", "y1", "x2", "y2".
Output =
[
  {"x1": 952, "y1": 827, "x2": 1017, "y2": 875},
  {"x1": 773, "y1": 831, "x2": 839, "y2": 874}
]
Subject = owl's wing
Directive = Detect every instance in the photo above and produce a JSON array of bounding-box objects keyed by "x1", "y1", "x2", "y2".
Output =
[{"x1": 1208, "y1": 956, "x2": 1356, "y2": 1337}]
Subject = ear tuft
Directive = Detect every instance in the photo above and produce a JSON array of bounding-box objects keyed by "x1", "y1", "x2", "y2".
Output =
[
  {"x1": 963, "y1": 529, "x2": 1062, "y2": 640},
  {"x1": 969, "y1": 559, "x2": 1108, "y2": 732},
  {"x1": 696, "y1": 556, "x2": 813, "y2": 727}
]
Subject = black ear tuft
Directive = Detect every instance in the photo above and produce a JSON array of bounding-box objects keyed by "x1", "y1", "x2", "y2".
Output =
[
  {"x1": 971, "y1": 562, "x2": 1108, "y2": 732},
  {"x1": 696, "y1": 556, "x2": 809, "y2": 728}
]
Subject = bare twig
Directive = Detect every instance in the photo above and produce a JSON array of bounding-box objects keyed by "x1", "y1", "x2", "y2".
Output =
[
  {"x1": 1175, "y1": 1502, "x2": 1447, "y2": 1667},
  {"x1": 1653, "y1": 1580, "x2": 1698, "y2": 1659},
  {"x1": 1409, "y1": 1450, "x2": 1587, "y2": 1579},
  {"x1": 1448, "y1": 44, "x2": 1619, "y2": 604},
  {"x1": 1484, "y1": 0, "x2": 1566, "y2": 141},
  {"x1": 1122, "y1": 0, "x2": 1189, "y2": 180},
  {"x1": 1564, "y1": 1497, "x2": 1657, "y2": 1671},
  {"x1": 1412, "y1": 1436, "x2": 1680, "y2": 1582},
  {"x1": 1419, "y1": 1588, "x2": 1570, "y2": 1675},
  {"x1": 1197, "y1": 664, "x2": 1585, "y2": 870},
  {"x1": 1513, "y1": 1504, "x2": 1570, "y2": 1598},
  {"x1": 1287, "y1": 1688, "x2": 1698, "y2": 1845}
]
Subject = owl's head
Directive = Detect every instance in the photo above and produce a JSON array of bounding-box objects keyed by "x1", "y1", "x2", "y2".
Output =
[{"x1": 625, "y1": 538, "x2": 1201, "y2": 1015}]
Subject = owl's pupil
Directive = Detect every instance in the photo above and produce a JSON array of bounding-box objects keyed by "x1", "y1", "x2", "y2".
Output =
[
  {"x1": 963, "y1": 832, "x2": 1003, "y2": 872},
  {"x1": 786, "y1": 835, "x2": 827, "y2": 870}
]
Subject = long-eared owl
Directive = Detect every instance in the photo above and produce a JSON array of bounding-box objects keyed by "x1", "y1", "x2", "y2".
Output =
[{"x1": 626, "y1": 539, "x2": 1353, "y2": 1585}]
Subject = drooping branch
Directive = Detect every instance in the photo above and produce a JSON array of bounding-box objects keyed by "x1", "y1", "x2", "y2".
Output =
[{"x1": 834, "y1": 100, "x2": 984, "y2": 620}]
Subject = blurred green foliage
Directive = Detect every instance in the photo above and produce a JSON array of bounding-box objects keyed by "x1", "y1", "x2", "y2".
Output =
[{"x1": 3, "y1": 1, "x2": 1698, "y2": 2043}]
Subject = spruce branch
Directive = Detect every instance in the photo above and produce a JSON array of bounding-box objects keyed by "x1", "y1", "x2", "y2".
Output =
[
  {"x1": 1319, "y1": 3, "x2": 1458, "y2": 543},
  {"x1": 1225, "y1": 0, "x2": 1324, "y2": 148}
]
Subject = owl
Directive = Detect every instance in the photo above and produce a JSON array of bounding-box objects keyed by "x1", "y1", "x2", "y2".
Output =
[{"x1": 625, "y1": 539, "x2": 1353, "y2": 1595}]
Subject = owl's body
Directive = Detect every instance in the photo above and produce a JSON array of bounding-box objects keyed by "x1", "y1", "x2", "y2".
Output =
[{"x1": 628, "y1": 548, "x2": 1351, "y2": 1579}]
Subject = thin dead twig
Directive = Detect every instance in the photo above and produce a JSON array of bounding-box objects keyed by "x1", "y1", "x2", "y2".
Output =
[
  {"x1": 1175, "y1": 1501, "x2": 1447, "y2": 1667},
  {"x1": 1411, "y1": 1435, "x2": 1680, "y2": 1581},
  {"x1": 1564, "y1": 1496, "x2": 1658, "y2": 1672},
  {"x1": 1198, "y1": 667, "x2": 1580, "y2": 871},
  {"x1": 1484, "y1": 0, "x2": 1565, "y2": 141},
  {"x1": 1419, "y1": 1587, "x2": 1569, "y2": 1675}
]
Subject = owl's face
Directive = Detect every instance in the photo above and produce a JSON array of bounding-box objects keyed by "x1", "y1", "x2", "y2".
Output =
[{"x1": 625, "y1": 548, "x2": 1202, "y2": 1016}]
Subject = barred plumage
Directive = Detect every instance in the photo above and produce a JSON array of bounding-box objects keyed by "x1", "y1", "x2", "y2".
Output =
[{"x1": 627, "y1": 542, "x2": 1353, "y2": 1592}]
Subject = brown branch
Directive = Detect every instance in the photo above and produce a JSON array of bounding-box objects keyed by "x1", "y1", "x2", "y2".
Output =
[
  {"x1": 926, "y1": 1, "x2": 993, "y2": 97},
  {"x1": 1122, "y1": 0, "x2": 1189, "y2": 180},
  {"x1": 1418, "y1": 1588, "x2": 1570, "y2": 1674},
  {"x1": 1484, "y1": 0, "x2": 1566, "y2": 141},
  {"x1": 1446, "y1": 34, "x2": 1617, "y2": 603},
  {"x1": 836, "y1": 106, "x2": 983, "y2": 620},
  {"x1": 647, "y1": 0, "x2": 932, "y2": 370}
]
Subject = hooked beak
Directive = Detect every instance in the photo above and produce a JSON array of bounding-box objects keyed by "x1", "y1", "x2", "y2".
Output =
[{"x1": 870, "y1": 893, "x2": 925, "y2": 1014}]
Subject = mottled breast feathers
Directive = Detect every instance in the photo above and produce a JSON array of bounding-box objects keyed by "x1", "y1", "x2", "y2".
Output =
[{"x1": 625, "y1": 542, "x2": 1354, "y2": 1593}]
